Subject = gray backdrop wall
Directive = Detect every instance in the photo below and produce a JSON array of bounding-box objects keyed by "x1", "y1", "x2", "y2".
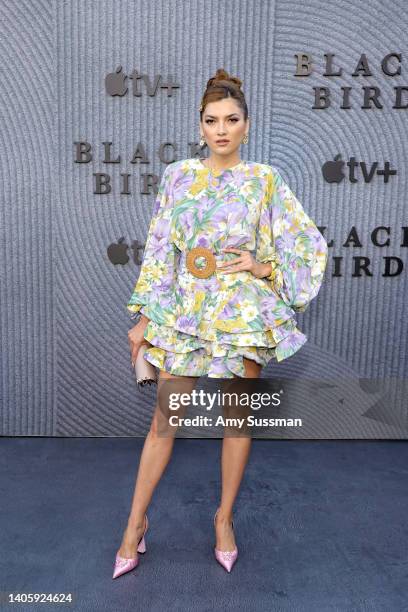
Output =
[{"x1": 1, "y1": 0, "x2": 407, "y2": 437}]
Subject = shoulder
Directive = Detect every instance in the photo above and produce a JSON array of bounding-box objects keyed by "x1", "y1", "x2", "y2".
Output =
[
  {"x1": 251, "y1": 162, "x2": 284, "y2": 181},
  {"x1": 166, "y1": 158, "x2": 197, "y2": 172},
  {"x1": 246, "y1": 160, "x2": 274, "y2": 174},
  {"x1": 257, "y1": 164, "x2": 293, "y2": 196},
  {"x1": 159, "y1": 159, "x2": 195, "y2": 185},
  {"x1": 244, "y1": 162, "x2": 285, "y2": 200},
  {"x1": 245, "y1": 161, "x2": 285, "y2": 187},
  {"x1": 161, "y1": 159, "x2": 184, "y2": 178}
]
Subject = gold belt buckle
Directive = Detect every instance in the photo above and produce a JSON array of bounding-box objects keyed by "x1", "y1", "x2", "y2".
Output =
[{"x1": 186, "y1": 246, "x2": 216, "y2": 278}]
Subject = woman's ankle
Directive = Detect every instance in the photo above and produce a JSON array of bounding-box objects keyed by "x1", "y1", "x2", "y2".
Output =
[
  {"x1": 215, "y1": 508, "x2": 233, "y2": 523},
  {"x1": 127, "y1": 513, "x2": 147, "y2": 529}
]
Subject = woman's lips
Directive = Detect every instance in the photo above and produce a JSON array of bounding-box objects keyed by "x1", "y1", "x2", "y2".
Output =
[{"x1": 216, "y1": 140, "x2": 230, "y2": 144}]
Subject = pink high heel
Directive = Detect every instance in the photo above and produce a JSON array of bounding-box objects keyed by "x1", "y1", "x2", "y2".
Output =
[
  {"x1": 112, "y1": 515, "x2": 149, "y2": 579},
  {"x1": 213, "y1": 508, "x2": 238, "y2": 573}
]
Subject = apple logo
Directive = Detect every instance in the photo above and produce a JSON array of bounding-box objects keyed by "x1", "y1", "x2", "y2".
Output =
[
  {"x1": 322, "y1": 154, "x2": 345, "y2": 183},
  {"x1": 105, "y1": 66, "x2": 128, "y2": 97},
  {"x1": 107, "y1": 237, "x2": 129, "y2": 265}
]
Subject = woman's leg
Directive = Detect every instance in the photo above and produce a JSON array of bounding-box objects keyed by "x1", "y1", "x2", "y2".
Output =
[
  {"x1": 118, "y1": 368, "x2": 199, "y2": 557},
  {"x1": 215, "y1": 357, "x2": 262, "y2": 551}
]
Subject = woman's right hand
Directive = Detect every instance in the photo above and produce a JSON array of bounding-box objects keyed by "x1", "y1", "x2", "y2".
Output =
[{"x1": 128, "y1": 319, "x2": 149, "y2": 367}]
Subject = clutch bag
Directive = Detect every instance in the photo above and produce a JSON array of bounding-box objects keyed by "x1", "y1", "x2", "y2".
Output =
[{"x1": 134, "y1": 342, "x2": 158, "y2": 388}]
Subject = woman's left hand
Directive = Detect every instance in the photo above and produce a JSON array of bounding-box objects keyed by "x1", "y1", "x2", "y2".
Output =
[{"x1": 217, "y1": 247, "x2": 266, "y2": 278}]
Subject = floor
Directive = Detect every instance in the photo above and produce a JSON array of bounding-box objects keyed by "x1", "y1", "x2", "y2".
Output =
[{"x1": 1, "y1": 438, "x2": 407, "y2": 611}]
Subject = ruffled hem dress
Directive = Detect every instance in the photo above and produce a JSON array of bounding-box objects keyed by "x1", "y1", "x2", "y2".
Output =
[{"x1": 126, "y1": 158, "x2": 328, "y2": 378}]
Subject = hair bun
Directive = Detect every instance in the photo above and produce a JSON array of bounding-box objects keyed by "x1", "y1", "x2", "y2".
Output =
[
  {"x1": 200, "y1": 68, "x2": 248, "y2": 120},
  {"x1": 207, "y1": 68, "x2": 242, "y2": 90}
]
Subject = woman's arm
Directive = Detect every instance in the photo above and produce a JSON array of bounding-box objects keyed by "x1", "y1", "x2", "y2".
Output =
[
  {"x1": 127, "y1": 162, "x2": 178, "y2": 326},
  {"x1": 255, "y1": 167, "x2": 328, "y2": 313}
]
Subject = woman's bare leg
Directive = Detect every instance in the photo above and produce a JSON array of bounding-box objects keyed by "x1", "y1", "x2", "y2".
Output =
[
  {"x1": 118, "y1": 368, "x2": 199, "y2": 557},
  {"x1": 215, "y1": 357, "x2": 262, "y2": 551}
]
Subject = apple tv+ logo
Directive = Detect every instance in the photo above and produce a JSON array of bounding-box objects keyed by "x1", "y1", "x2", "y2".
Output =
[
  {"x1": 322, "y1": 155, "x2": 397, "y2": 183},
  {"x1": 105, "y1": 66, "x2": 180, "y2": 97}
]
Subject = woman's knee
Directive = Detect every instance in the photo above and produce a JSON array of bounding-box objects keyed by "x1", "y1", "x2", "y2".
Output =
[
  {"x1": 149, "y1": 408, "x2": 178, "y2": 439},
  {"x1": 149, "y1": 411, "x2": 160, "y2": 436}
]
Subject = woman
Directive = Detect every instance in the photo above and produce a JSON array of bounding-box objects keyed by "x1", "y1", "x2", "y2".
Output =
[{"x1": 113, "y1": 68, "x2": 328, "y2": 578}]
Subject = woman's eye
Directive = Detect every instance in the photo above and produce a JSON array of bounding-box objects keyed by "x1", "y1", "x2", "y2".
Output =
[{"x1": 205, "y1": 118, "x2": 238, "y2": 124}]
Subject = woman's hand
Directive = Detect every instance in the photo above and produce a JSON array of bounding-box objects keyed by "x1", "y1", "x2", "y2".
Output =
[
  {"x1": 128, "y1": 319, "x2": 149, "y2": 367},
  {"x1": 217, "y1": 247, "x2": 272, "y2": 279}
]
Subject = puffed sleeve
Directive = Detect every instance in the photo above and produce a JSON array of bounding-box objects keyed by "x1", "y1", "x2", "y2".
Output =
[
  {"x1": 126, "y1": 162, "x2": 178, "y2": 325},
  {"x1": 256, "y1": 167, "x2": 328, "y2": 313}
]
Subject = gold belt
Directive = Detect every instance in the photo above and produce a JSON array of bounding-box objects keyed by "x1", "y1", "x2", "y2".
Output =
[{"x1": 186, "y1": 246, "x2": 216, "y2": 278}]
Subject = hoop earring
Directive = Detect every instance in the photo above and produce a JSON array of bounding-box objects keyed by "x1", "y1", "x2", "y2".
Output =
[
  {"x1": 199, "y1": 136, "x2": 205, "y2": 147},
  {"x1": 242, "y1": 134, "x2": 249, "y2": 144}
]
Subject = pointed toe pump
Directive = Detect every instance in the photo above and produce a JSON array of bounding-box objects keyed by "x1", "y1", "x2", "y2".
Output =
[
  {"x1": 213, "y1": 509, "x2": 238, "y2": 573},
  {"x1": 112, "y1": 514, "x2": 149, "y2": 580}
]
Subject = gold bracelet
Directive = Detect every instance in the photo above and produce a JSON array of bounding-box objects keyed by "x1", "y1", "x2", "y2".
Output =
[{"x1": 266, "y1": 254, "x2": 279, "y2": 282}]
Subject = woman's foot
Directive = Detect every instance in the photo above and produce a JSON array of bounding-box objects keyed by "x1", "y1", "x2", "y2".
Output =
[
  {"x1": 117, "y1": 517, "x2": 147, "y2": 558},
  {"x1": 214, "y1": 508, "x2": 236, "y2": 552}
]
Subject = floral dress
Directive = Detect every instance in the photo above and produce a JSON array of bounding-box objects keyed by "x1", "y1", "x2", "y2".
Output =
[{"x1": 127, "y1": 158, "x2": 328, "y2": 378}]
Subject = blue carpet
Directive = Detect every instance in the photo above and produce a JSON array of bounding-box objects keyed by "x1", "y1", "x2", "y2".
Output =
[{"x1": 0, "y1": 438, "x2": 407, "y2": 611}]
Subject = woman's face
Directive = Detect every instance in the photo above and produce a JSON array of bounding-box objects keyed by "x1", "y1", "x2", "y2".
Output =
[{"x1": 200, "y1": 98, "x2": 249, "y2": 158}]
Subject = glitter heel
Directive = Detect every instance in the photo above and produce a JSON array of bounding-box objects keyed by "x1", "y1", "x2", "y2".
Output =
[
  {"x1": 112, "y1": 515, "x2": 149, "y2": 579},
  {"x1": 213, "y1": 508, "x2": 238, "y2": 573}
]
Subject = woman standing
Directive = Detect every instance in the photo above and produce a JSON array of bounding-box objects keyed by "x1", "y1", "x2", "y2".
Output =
[{"x1": 113, "y1": 68, "x2": 328, "y2": 578}]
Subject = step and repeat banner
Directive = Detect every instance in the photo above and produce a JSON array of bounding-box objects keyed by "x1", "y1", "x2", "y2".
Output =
[{"x1": 1, "y1": 0, "x2": 407, "y2": 436}]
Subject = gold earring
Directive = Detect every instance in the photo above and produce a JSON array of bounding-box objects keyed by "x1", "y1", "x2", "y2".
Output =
[
  {"x1": 199, "y1": 136, "x2": 205, "y2": 147},
  {"x1": 242, "y1": 134, "x2": 249, "y2": 144}
]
